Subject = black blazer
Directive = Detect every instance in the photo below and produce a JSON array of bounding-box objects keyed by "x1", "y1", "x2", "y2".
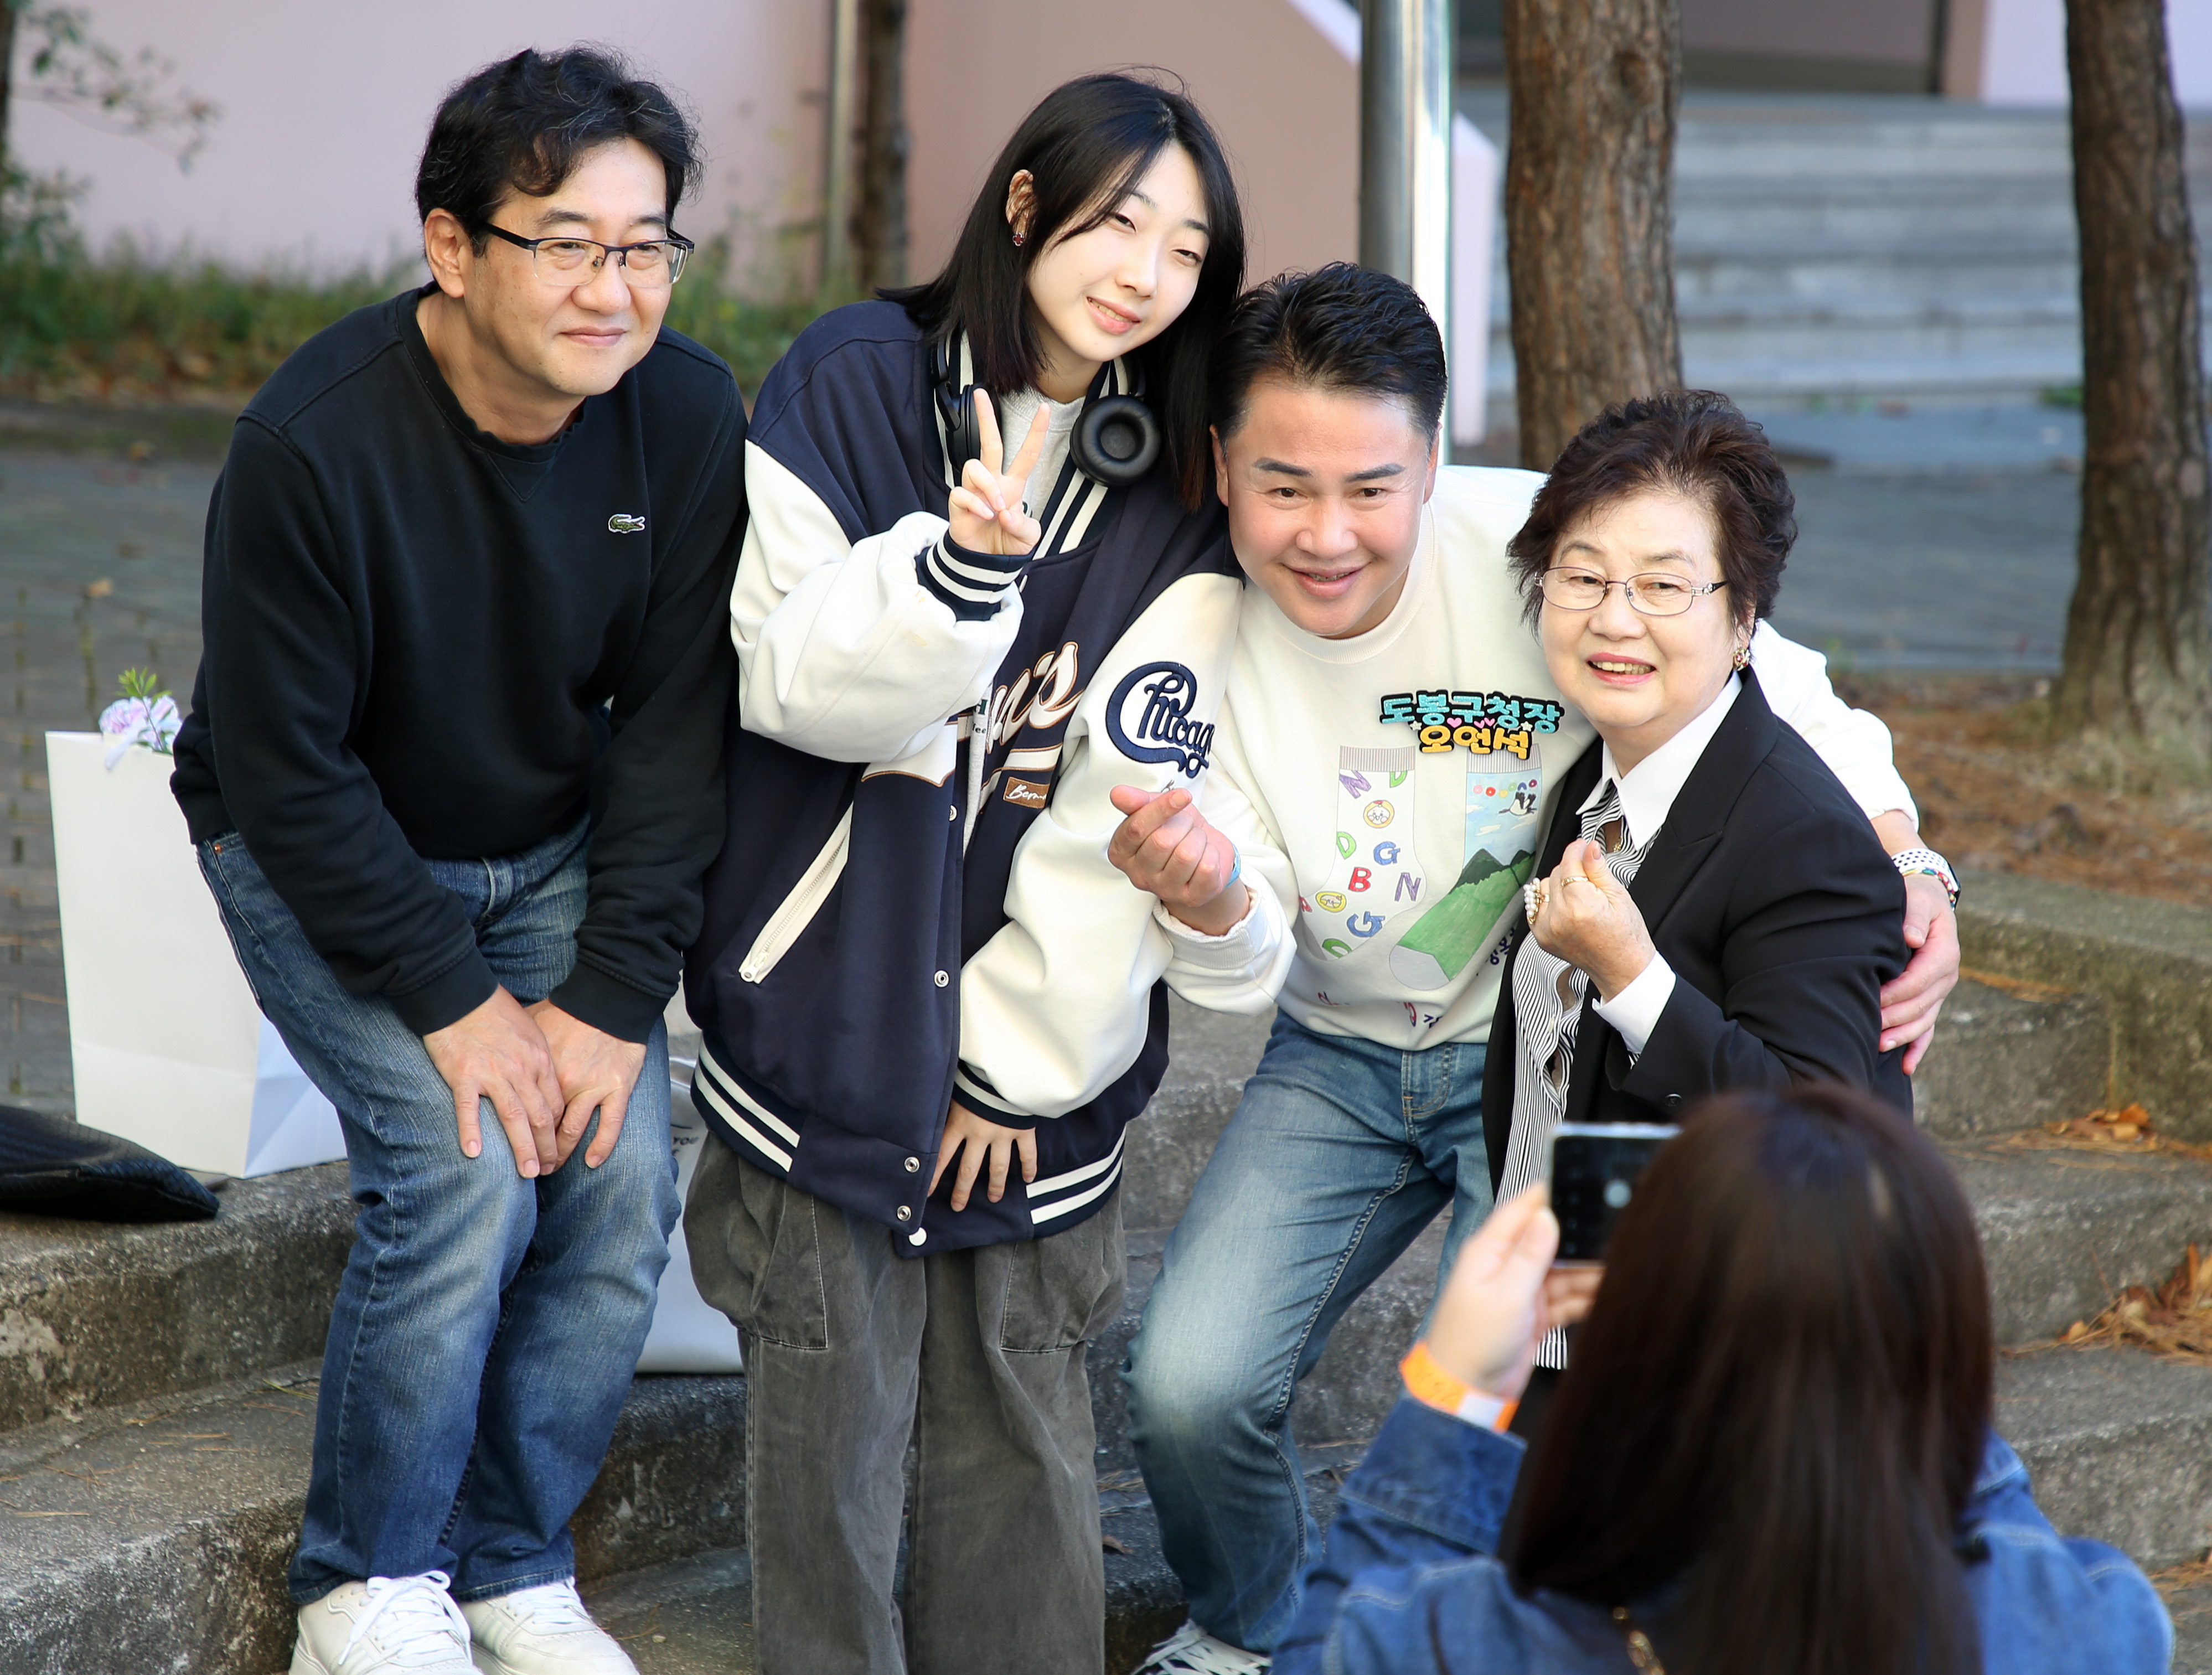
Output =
[{"x1": 1481, "y1": 669, "x2": 1910, "y2": 1188}]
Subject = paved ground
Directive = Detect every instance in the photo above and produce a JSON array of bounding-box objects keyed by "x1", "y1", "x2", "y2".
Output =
[
  {"x1": 2, "y1": 442, "x2": 217, "y2": 1118},
  {"x1": 0, "y1": 402, "x2": 2089, "y2": 1115},
  {"x1": 1771, "y1": 466, "x2": 2077, "y2": 671}
]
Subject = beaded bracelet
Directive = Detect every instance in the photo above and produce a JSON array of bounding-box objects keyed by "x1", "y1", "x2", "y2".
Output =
[{"x1": 1891, "y1": 845, "x2": 1959, "y2": 908}]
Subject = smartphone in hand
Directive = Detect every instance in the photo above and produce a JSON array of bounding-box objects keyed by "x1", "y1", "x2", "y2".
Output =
[{"x1": 1549, "y1": 1122, "x2": 1678, "y2": 1266}]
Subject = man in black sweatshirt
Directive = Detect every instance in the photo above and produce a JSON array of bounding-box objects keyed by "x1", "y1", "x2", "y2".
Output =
[{"x1": 169, "y1": 49, "x2": 745, "y2": 1675}]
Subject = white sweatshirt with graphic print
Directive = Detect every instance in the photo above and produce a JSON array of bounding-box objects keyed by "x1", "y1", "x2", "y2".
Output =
[{"x1": 1160, "y1": 465, "x2": 1916, "y2": 1052}]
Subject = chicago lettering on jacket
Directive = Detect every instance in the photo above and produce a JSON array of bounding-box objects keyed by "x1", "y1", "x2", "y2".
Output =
[{"x1": 1108, "y1": 661, "x2": 1214, "y2": 776}]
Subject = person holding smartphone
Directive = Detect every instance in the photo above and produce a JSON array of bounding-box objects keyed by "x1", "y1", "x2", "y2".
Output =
[
  {"x1": 1275, "y1": 1085, "x2": 2169, "y2": 1675},
  {"x1": 678, "y1": 73, "x2": 1276, "y2": 1675}
]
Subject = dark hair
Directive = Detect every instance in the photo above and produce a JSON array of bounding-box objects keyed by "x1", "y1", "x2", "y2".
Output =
[
  {"x1": 1209, "y1": 263, "x2": 1448, "y2": 443},
  {"x1": 1511, "y1": 1084, "x2": 1993, "y2": 1675},
  {"x1": 415, "y1": 48, "x2": 701, "y2": 252},
  {"x1": 1506, "y1": 389, "x2": 1795, "y2": 628},
  {"x1": 887, "y1": 72, "x2": 1246, "y2": 509}
]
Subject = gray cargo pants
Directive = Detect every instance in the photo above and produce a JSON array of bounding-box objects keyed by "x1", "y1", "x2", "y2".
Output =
[{"x1": 685, "y1": 1143, "x2": 1126, "y2": 1675}]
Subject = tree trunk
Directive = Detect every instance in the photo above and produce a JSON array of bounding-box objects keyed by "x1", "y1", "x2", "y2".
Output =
[
  {"x1": 2053, "y1": 0, "x2": 2212, "y2": 773},
  {"x1": 1501, "y1": 0, "x2": 1682, "y2": 471},
  {"x1": 854, "y1": 0, "x2": 908, "y2": 291},
  {"x1": 0, "y1": 2, "x2": 19, "y2": 173}
]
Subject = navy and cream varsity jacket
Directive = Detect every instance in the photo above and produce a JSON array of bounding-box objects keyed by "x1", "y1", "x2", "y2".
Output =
[{"x1": 684, "y1": 300, "x2": 1286, "y2": 1254}]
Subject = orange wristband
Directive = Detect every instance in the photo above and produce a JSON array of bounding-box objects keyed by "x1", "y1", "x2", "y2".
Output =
[{"x1": 1400, "y1": 1341, "x2": 1518, "y2": 1432}]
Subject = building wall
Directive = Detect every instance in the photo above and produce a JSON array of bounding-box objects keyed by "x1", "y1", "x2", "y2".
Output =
[
  {"x1": 7, "y1": 0, "x2": 1365, "y2": 292},
  {"x1": 6, "y1": 1, "x2": 830, "y2": 281},
  {"x1": 1946, "y1": 0, "x2": 2212, "y2": 104},
  {"x1": 1679, "y1": 0, "x2": 1936, "y2": 72},
  {"x1": 904, "y1": 0, "x2": 1358, "y2": 289}
]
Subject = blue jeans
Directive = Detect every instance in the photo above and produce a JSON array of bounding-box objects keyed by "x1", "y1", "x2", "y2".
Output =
[
  {"x1": 197, "y1": 821, "x2": 675, "y2": 1604},
  {"x1": 1122, "y1": 1014, "x2": 1493, "y2": 1653}
]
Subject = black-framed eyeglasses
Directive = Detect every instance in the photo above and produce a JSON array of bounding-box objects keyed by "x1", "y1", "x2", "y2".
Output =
[
  {"x1": 1541, "y1": 568, "x2": 1727, "y2": 618},
  {"x1": 485, "y1": 225, "x2": 695, "y2": 288}
]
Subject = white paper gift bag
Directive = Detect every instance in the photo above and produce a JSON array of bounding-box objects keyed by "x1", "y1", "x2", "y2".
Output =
[
  {"x1": 635, "y1": 1068, "x2": 745, "y2": 1374},
  {"x1": 45, "y1": 731, "x2": 345, "y2": 1177}
]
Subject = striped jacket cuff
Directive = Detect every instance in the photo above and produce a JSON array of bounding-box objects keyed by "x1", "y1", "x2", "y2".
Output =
[
  {"x1": 953, "y1": 1060, "x2": 1037, "y2": 1126},
  {"x1": 917, "y1": 534, "x2": 1029, "y2": 622}
]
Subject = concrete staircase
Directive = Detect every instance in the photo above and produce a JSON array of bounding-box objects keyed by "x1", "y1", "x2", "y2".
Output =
[
  {"x1": 1465, "y1": 91, "x2": 2212, "y2": 400},
  {"x1": 6, "y1": 875, "x2": 2212, "y2": 1672}
]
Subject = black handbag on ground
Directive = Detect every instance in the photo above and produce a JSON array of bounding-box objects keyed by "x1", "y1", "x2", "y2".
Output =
[{"x1": 0, "y1": 1103, "x2": 220, "y2": 1222}]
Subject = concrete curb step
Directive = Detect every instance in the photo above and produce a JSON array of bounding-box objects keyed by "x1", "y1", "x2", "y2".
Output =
[
  {"x1": 0, "y1": 1359, "x2": 744, "y2": 1675},
  {"x1": 0, "y1": 1164, "x2": 353, "y2": 1433},
  {"x1": 1913, "y1": 975, "x2": 2108, "y2": 1140},
  {"x1": 1958, "y1": 870, "x2": 2212, "y2": 1142},
  {"x1": 1950, "y1": 1141, "x2": 2212, "y2": 1346},
  {"x1": 2001, "y1": 1345, "x2": 2212, "y2": 1570}
]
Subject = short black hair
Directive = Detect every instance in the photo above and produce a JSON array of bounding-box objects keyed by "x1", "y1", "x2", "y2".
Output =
[
  {"x1": 415, "y1": 47, "x2": 701, "y2": 251},
  {"x1": 888, "y1": 72, "x2": 1247, "y2": 510},
  {"x1": 1506, "y1": 390, "x2": 1796, "y2": 628},
  {"x1": 1210, "y1": 263, "x2": 1448, "y2": 442}
]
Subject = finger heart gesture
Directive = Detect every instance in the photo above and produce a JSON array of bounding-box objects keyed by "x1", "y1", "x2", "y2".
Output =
[
  {"x1": 1528, "y1": 838, "x2": 1656, "y2": 1004},
  {"x1": 948, "y1": 389, "x2": 1051, "y2": 557},
  {"x1": 1105, "y1": 784, "x2": 1249, "y2": 937}
]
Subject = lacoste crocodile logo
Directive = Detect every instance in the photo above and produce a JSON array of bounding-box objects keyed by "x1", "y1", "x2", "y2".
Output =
[{"x1": 607, "y1": 513, "x2": 647, "y2": 534}]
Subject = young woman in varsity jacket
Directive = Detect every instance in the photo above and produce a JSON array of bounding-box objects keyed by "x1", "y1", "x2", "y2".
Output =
[{"x1": 679, "y1": 76, "x2": 1281, "y2": 1675}]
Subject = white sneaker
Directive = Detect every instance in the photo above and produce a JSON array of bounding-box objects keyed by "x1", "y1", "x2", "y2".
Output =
[
  {"x1": 292, "y1": 1571, "x2": 475, "y2": 1674},
  {"x1": 459, "y1": 1579, "x2": 638, "y2": 1675},
  {"x1": 1134, "y1": 1619, "x2": 1272, "y2": 1674}
]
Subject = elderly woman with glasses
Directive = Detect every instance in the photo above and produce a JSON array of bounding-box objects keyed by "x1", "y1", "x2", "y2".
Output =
[{"x1": 1479, "y1": 389, "x2": 1916, "y2": 1412}]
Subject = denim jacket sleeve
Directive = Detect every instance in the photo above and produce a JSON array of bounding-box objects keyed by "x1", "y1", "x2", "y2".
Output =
[
  {"x1": 1958, "y1": 1433, "x2": 2173, "y2": 1675},
  {"x1": 1273, "y1": 1397, "x2": 1624, "y2": 1675},
  {"x1": 1280, "y1": 1413, "x2": 2175, "y2": 1675}
]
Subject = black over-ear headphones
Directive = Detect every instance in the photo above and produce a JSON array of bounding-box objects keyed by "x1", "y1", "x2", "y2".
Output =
[{"x1": 933, "y1": 335, "x2": 1162, "y2": 491}]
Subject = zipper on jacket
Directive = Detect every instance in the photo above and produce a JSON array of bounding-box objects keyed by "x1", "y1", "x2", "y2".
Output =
[
  {"x1": 962, "y1": 697, "x2": 989, "y2": 852},
  {"x1": 739, "y1": 808, "x2": 853, "y2": 983}
]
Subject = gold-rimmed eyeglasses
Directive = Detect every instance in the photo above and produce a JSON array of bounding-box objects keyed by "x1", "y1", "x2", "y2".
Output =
[
  {"x1": 1540, "y1": 568, "x2": 1727, "y2": 618},
  {"x1": 485, "y1": 225, "x2": 695, "y2": 288}
]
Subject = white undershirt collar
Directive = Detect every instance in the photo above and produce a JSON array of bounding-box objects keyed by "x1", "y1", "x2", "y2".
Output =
[{"x1": 1578, "y1": 673, "x2": 1742, "y2": 851}]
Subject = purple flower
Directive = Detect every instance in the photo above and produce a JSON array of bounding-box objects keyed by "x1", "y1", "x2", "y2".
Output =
[{"x1": 99, "y1": 692, "x2": 180, "y2": 769}]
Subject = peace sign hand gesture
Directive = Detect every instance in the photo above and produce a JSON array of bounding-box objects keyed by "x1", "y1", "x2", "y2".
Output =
[{"x1": 948, "y1": 388, "x2": 1050, "y2": 557}]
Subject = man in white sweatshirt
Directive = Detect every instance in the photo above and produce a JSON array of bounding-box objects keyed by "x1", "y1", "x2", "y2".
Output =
[{"x1": 1114, "y1": 265, "x2": 1961, "y2": 1675}]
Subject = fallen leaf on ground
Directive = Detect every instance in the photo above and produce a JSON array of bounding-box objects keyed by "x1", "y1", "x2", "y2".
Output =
[
  {"x1": 1998, "y1": 1105, "x2": 2212, "y2": 1166},
  {"x1": 2009, "y1": 1244, "x2": 2212, "y2": 1365},
  {"x1": 1102, "y1": 1534, "x2": 1131, "y2": 1554},
  {"x1": 2150, "y1": 1554, "x2": 2212, "y2": 1601},
  {"x1": 1850, "y1": 675, "x2": 2212, "y2": 910}
]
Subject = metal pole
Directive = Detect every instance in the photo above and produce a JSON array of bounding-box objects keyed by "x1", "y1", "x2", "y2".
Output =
[
  {"x1": 823, "y1": 0, "x2": 862, "y2": 294},
  {"x1": 1358, "y1": 0, "x2": 1454, "y2": 369}
]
